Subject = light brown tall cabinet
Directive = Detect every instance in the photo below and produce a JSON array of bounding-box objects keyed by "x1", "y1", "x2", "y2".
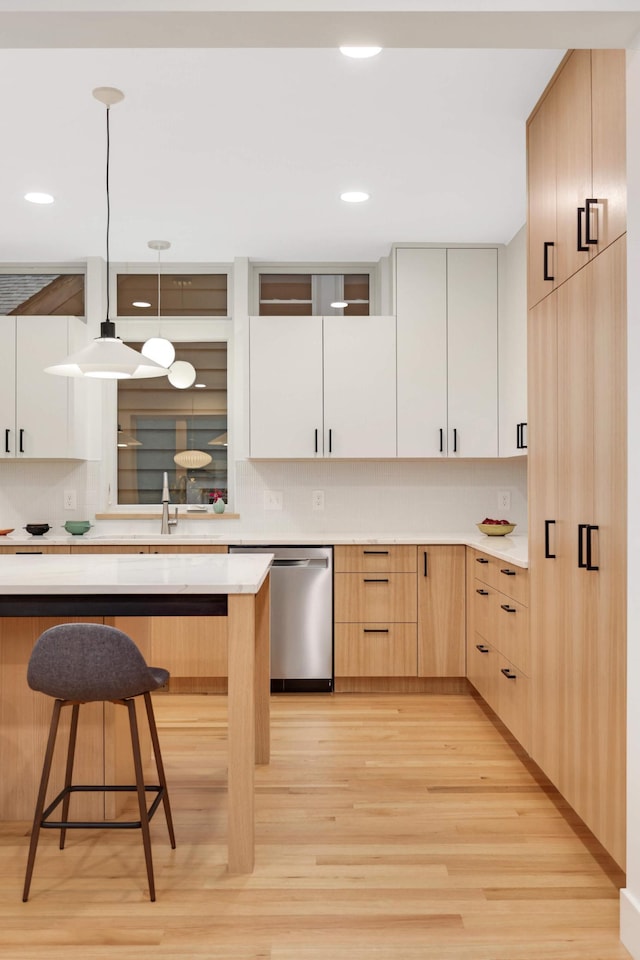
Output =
[{"x1": 527, "y1": 50, "x2": 627, "y2": 868}]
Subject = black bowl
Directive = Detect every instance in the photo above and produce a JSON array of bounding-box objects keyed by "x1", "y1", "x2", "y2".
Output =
[{"x1": 25, "y1": 523, "x2": 50, "y2": 536}]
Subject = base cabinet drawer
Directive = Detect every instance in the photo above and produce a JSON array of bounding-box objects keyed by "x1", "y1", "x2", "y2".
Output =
[
  {"x1": 334, "y1": 545, "x2": 417, "y2": 573},
  {"x1": 468, "y1": 636, "x2": 499, "y2": 709},
  {"x1": 496, "y1": 656, "x2": 531, "y2": 753},
  {"x1": 334, "y1": 623, "x2": 417, "y2": 676},
  {"x1": 496, "y1": 596, "x2": 530, "y2": 675},
  {"x1": 334, "y1": 572, "x2": 417, "y2": 623}
]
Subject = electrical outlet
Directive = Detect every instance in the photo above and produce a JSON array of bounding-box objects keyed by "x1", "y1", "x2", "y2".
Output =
[
  {"x1": 263, "y1": 490, "x2": 283, "y2": 511},
  {"x1": 498, "y1": 490, "x2": 511, "y2": 513},
  {"x1": 312, "y1": 490, "x2": 325, "y2": 511},
  {"x1": 64, "y1": 489, "x2": 77, "y2": 511}
]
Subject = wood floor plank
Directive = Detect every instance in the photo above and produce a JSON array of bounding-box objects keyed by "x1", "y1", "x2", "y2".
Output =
[{"x1": 0, "y1": 693, "x2": 630, "y2": 959}]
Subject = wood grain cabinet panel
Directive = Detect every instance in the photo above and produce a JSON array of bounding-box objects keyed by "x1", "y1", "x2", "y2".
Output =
[
  {"x1": 496, "y1": 655, "x2": 531, "y2": 752},
  {"x1": 417, "y1": 545, "x2": 465, "y2": 677},
  {"x1": 334, "y1": 573, "x2": 416, "y2": 624},
  {"x1": 334, "y1": 545, "x2": 416, "y2": 574},
  {"x1": 334, "y1": 623, "x2": 417, "y2": 677}
]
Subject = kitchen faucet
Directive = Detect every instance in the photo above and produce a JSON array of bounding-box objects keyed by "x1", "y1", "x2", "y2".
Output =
[{"x1": 160, "y1": 471, "x2": 178, "y2": 535}]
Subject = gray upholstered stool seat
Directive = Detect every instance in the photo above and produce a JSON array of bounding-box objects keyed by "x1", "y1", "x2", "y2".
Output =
[{"x1": 23, "y1": 622, "x2": 176, "y2": 902}]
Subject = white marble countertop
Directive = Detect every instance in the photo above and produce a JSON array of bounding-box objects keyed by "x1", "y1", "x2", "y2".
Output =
[{"x1": 0, "y1": 552, "x2": 274, "y2": 595}]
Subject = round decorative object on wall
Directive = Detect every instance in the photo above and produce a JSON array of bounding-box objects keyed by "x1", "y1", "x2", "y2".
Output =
[
  {"x1": 173, "y1": 449, "x2": 212, "y2": 469},
  {"x1": 168, "y1": 360, "x2": 196, "y2": 389}
]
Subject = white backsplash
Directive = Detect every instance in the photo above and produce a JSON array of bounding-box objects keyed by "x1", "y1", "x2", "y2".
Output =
[{"x1": 0, "y1": 457, "x2": 527, "y2": 539}]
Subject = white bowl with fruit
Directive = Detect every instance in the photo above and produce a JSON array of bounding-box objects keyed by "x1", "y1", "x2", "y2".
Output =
[{"x1": 476, "y1": 518, "x2": 517, "y2": 536}]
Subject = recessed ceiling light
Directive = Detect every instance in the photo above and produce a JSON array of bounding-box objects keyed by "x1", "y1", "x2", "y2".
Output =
[
  {"x1": 340, "y1": 46, "x2": 382, "y2": 59},
  {"x1": 24, "y1": 192, "x2": 54, "y2": 204},
  {"x1": 340, "y1": 191, "x2": 370, "y2": 203},
  {"x1": 194, "y1": 383, "x2": 206, "y2": 389},
  {"x1": 132, "y1": 300, "x2": 152, "y2": 308},
  {"x1": 331, "y1": 301, "x2": 349, "y2": 309}
]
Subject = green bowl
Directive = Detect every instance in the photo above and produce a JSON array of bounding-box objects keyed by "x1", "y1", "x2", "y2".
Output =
[{"x1": 64, "y1": 520, "x2": 92, "y2": 536}]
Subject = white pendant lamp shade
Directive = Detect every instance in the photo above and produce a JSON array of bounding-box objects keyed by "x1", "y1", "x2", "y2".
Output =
[
  {"x1": 173, "y1": 449, "x2": 212, "y2": 469},
  {"x1": 141, "y1": 337, "x2": 176, "y2": 368},
  {"x1": 45, "y1": 87, "x2": 168, "y2": 381},
  {"x1": 45, "y1": 331, "x2": 168, "y2": 379},
  {"x1": 168, "y1": 360, "x2": 197, "y2": 389}
]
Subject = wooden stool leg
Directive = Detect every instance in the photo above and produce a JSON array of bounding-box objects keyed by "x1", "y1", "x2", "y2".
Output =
[
  {"x1": 127, "y1": 699, "x2": 156, "y2": 902},
  {"x1": 23, "y1": 699, "x2": 64, "y2": 902},
  {"x1": 59, "y1": 703, "x2": 80, "y2": 851},
  {"x1": 143, "y1": 692, "x2": 176, "y2": 849}
]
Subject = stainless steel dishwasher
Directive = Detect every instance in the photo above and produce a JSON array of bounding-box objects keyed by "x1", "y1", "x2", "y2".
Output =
[{"x1": 228, "y1": 545, "x2": 333, "y2": 692}]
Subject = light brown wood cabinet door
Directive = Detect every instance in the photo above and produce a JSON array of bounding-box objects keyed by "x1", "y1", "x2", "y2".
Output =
[
  {"x1": 527, "y1": 83, "x2": 557, "y2": 309},
  {"x1": 417, "y1": 545, "x2": 465, "y2": 677},
  {"x1": 591, "y1": 50, "x2": 626, "y2": 251}
]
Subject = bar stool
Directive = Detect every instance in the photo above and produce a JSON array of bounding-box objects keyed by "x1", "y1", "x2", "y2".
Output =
[{"x1": 23, "y1": 622, "x2": 176, "y2": 902}]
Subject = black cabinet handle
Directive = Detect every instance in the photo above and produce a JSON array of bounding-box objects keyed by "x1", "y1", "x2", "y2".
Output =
[
  {"x1": 363, "y1": 578, "x2": 389, "y2": 583},
  {"x1": 476, "y1": 644, "x2": 489, "y2": 654},
  {"x1": 16, "y1": 551, "x2": 43, "y2": 555},
  {"x1": 314, "y1": 428, "x2": 318, "y2": 454},
  {"x1": 476, "y1": 588, "x2": 489, "y2": 596},
  {"x1": 500, "y1": 568, "x2": 516, "y2": 577},
  {"x1": 363, "y1": 550, "x2": 389, "y2": 555},
  {"x1": 577, "y1": 206, "x2": 589, "y2": 252},
  {"x1": 4, "y1": 429, "x2": 9, "y2": 454},
  {"x1": 543, "y1": 241, "x2": 555, "y2": 281},
  {"x1": 328, "y1": 428, "x2": 332, "y2": 453},
  {"x1": 19, "y1": 428, "x2": 25, "y2": 454},
  {"x1": 516, "y1": 421, "x2": 528, "y2": 450},
  {"x1": 544, "y1": 519, "x2": 556, "y2": 559},
  {"x1": 423, "y1": 551, "x2": 428, "y2": 577},
  {"x1": 453, "y1": 428, "x2": 457, "y2": 453},
  {"x1": 578, "y1": 523, "x2": 587, "y2": 568},
  {"x1": 363, "y1": 628, "x2": 389, "y2": 634},
  {"x1": 501, "y1": 668, "x2": 517, "y2": 680},
  {"x1": 586, "y1": 524, "x2": 599, "y2": 571},
  {"x1": 500, "y1": 604, "x2": 517, "y2": 614},
  {"x1": 439, "y1": 428, "x2": 444, "y2": 453},
  {"x1": 585, "y1": 198, "x2": 599, "y2": 245},
  {"x1": 476, "y1": 558, "x2": 489, "y2": 565}
]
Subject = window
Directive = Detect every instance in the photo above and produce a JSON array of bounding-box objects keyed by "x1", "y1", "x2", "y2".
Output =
[
  {"x1": 117, "y1": 274, "x2": 227, "y2": 317},
  {"x1": 0, "y1": 273, "x2": 85, "y2": 315},
  {"x1": 117, "y1": 342, "x2": 228, "y2": 506},
  {"x1": 258, "y1": 273, "x2": 370, "y2": 315}
]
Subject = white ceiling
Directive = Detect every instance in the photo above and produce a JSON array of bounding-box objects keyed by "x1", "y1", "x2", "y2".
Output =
[{"x1": 0, "y1": 2, "x2": 637, "y2": 267}]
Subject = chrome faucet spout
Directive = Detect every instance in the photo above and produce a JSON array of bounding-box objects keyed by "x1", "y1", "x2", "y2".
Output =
[{"x1": 160, "y1": 472, "x2": 178, "y2": 535}]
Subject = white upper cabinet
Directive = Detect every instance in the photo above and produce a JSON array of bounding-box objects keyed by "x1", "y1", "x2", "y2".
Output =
[
  {"x1": 249, "y1": 315, "x2": 324, "y2": 458},
  {"x1": 0, "y1": 315, "x2": 91, "y2": 460},
  {"x1": 395, "y1": 246, "x2": 498, "y2": 458},
  {"x1": 249, "y1": 315, "x2": 396, "y2": 458}
]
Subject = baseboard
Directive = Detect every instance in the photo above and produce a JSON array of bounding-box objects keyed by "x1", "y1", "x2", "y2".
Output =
[{"x1": 621, "y1": 889, "x2": 640, "y2": 958}]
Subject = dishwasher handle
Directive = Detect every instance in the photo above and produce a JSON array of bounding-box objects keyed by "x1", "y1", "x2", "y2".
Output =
[{"x1": 271, "y1": 557, "x2": 329, "y2": 568}]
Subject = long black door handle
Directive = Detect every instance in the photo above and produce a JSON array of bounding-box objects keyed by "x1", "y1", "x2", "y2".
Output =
[
  {"x1": 423, "y1": 551, "x2": 428, "y2": 577},
  {"x1": 4, "y1": 429, "x2": 9, "y2": 454},
  {"x1": 516, "y1": 422, "x2": 521, "y2": 448},
  {"x1": 585, "y1": 198, "x2": 599, "y2": 245},
  {"x1": 578, "y1": 523, "x2": 588, "y2": 568},
  {"x1": 586, "y1": 524, "x2": 599, "y2": 571},
  {"x1": 19, "y1": 428, "x2": 25, "y2": 453},
  {"x1": 439, "y1": 428, "x2": 444, "y2": 453},
  {"x1": 314, "y1": 428, "x2": 318, "y2": 454},
  {"x1": 544, "y1": 520, "x2": 556, "y2": 559},
  {"x1": 577, "y1": 206, "x2": 589, "y2": 252},
  {"x1": 543, "y1": 241, "x2": 555, "y2": 281},
  {"x1": 453, "y1": 428, "x2": 457, "y2": 453},
  {"x1": 328, "y1": 428, "x2": 332, "y2": 454}
]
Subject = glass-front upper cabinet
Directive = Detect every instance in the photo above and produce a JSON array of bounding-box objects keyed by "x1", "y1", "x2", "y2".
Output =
[{"x1": 258, "y1": 273, "x2": 370, "y2": 316}]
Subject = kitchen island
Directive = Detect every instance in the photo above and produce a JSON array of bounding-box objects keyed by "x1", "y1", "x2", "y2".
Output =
[{"x1": 0, "y1": 551, "x2": 272, "y2": 874}]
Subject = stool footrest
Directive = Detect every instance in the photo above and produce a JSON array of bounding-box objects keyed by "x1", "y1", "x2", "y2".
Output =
[{"x1": 40, "y1": 784, "x2": 165, "y2": 830}]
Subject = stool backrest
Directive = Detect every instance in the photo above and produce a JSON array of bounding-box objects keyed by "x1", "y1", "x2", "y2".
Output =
[{"x1": 28, "y1": 623, "x2": 159, "y2": 701}]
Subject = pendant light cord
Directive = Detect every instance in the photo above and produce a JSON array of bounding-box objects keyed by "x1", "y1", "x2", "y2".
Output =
[{"x1": 101, "y1": 104, "x2": 116, "y2": 338}]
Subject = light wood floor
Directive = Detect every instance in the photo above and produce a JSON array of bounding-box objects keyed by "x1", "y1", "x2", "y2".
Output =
[{"x1": 0, "y1": 692, "x2": 630, "y2": 960}]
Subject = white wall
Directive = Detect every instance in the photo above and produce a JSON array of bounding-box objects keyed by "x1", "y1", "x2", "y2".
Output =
[{"x1": 620, "y1": 37, "x2": 640, "y2": 960}]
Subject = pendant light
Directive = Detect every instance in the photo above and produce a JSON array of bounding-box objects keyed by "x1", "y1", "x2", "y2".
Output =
[
  {"x1": 45, "y1": 87, "x2": 168, "y2": 380},
  {"x1": 141, "y1": 240, "x2": 176, "y2": 368},
  {"x1": 173, "y1": 449, "x2": 212, "y2": 469}
]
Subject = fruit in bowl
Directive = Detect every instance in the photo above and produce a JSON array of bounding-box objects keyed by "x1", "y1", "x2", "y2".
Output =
[{"x1": 477, "y1": 518, "x2": 517, "y2": 536}]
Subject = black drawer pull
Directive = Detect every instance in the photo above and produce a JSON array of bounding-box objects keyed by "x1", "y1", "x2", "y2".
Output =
[
  {"x1": 476, "y1": 644, "x2": 489, "y2": 654},
  {"x1": 500, "y1": 604, "x2": 517, "y2": 614},
  {"x1": 476, "y1": 588, "x2": 489, "y2": 596},
  {"x1": 501, "y1": 668, "x2": 517, "y2": 680},
  {"x1": 363, "y1": 628, "x2": 389, "y2": 634},
  {"x1": 363, "y1": 550, "x2": 389, "y2": 555},
  {"x1": 363, "y1": 578, "x2": 389, "y2": 583},
  {"x1": 475, "y1": 558, "x2": 489, "y2": 565},
  {"x1": 16, "y1": 551, "x2": 43, "y2": 555},
  {"x1": 500, "y1": 569, "x2": 516, "y2": 577}
]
